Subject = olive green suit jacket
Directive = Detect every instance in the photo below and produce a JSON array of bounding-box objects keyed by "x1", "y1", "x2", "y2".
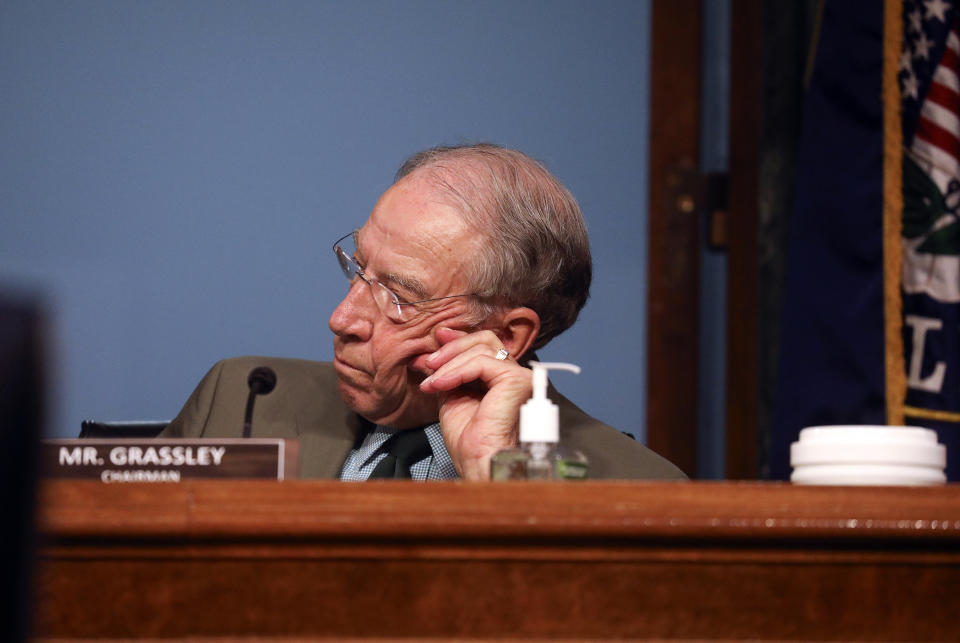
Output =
[{"x1": 161, "y1": 356, "x2": 687, "y2": 480}]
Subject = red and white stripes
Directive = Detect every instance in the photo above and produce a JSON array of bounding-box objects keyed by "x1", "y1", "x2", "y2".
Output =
[{"x1": 913, "y1": 28, "x2": 960, "y2": 178}]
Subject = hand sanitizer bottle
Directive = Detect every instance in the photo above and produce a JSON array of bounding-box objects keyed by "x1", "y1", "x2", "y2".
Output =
[{"x1": 490, "y1": 361, "x2": 589, "y2": 480}]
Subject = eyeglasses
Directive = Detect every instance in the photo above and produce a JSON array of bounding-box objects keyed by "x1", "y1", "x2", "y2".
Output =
[{"x1": 333, "y1": 231, "x2": 475, "y2": 323}]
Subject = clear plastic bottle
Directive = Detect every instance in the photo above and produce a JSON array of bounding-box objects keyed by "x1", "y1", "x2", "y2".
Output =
[{"x1": 490, "y1": 362, "x2": 589, "y2": 481}]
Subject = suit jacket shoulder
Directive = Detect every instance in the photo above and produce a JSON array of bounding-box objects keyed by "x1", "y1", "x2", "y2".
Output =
[
  {"x1": 161, "y1": 356, "x2": 364, "y2": 477},
  {"x1": 553, "y1": 386, "x2": 687, "y2": 480}
]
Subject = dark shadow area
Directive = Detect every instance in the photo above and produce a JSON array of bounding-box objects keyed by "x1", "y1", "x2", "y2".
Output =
[{"x1": 0, "y1": 292, "x2": 47, "y2": 642}]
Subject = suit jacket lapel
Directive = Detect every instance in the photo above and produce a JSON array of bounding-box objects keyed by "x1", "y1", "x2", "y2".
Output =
[{"x1": 295, "y1": 408, "x2": 371, "y2": 478}]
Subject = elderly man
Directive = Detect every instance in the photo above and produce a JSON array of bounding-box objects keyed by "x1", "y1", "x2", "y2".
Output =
[{"x1": 162, "y1": 143, "x2": 684, "y2": 481}]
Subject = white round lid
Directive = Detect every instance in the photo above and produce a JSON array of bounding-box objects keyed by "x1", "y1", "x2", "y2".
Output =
[
  {"x1": 791, "y1": 463, "x2": 946, "y2": 486},
  {"x1": 790, "y1": 425, "x2": 946, "y2": 468}
]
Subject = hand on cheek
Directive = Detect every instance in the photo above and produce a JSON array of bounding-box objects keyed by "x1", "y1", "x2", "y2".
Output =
[
  {"x1": 418, "y1": 327, "x2": 469, "y2": 388},
  {"x1": 418, "y1": 327, "x2": 532, "y2": 480}
]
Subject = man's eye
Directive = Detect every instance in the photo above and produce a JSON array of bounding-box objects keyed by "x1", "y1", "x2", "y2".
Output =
[
  {"x1": 392, "y1": 291, "x2": 414, "y2": 306},
  {"x1": 377, "y1": 280, "x2": 414, "y2": 305}
]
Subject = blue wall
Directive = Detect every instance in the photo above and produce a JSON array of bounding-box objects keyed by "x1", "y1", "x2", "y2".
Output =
[{"x1": 1, "y1": 1, "x2": 655, "y2": 446}]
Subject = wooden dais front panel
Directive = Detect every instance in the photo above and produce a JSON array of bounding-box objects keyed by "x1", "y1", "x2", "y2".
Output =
[{"x1": 34, "y1": 481, "x2": 960, "y2": 640}]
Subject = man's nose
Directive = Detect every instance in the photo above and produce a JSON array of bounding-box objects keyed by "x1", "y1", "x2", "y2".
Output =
[{"x1": 329, "y1": 279, "x2": 375, "y2": 340}]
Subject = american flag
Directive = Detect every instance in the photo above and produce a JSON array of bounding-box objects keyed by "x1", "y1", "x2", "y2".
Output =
[
  {"x1": 901, "y1": 0, "x2": 958, "y2": 188},
  {"x1": 900, "y1": 0, "x2": 960, "y2": 303},
  {"x1": 898, "y1": 0, "x2": 960, "y2": 479}
]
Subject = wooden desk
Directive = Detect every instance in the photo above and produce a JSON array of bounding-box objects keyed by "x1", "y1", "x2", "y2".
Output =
[{"x1": 34, "y1": 481, "x2": 960, "y2": 640}]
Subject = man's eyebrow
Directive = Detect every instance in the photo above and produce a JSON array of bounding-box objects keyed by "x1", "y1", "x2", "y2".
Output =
[
  {"x1": 354, "y1": 231, "x2": 430, "y2": 300},
  {"x1": 382, "y1": 271, "x2": 429, "y2": 301}
]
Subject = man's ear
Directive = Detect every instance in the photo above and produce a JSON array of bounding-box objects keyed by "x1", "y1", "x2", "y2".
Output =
[{"x1": 494, "y1": 307, "x2": 540, "y2": 360}]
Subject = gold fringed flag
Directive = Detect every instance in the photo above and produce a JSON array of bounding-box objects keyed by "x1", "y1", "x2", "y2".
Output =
[{"x1": 892, "y1": 0, "x2": 960, "y2": 478}]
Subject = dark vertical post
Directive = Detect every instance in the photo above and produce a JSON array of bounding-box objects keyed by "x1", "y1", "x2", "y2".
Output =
[
  {"x1": 646, "y1": 0, "x2": 702, "y2": 476},
  {"x1": 725, "y1": 0, "x2": 764, "y2": 479}
]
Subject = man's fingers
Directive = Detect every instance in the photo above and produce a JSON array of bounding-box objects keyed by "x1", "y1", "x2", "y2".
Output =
[
  {"x1": 435, "y1": 326, "x2": 469, "y2": 344},
  {"x1": 425, "y1": 328, "x2": 505, "y2": 371},
  {"x1": 410, "y1": 327, "x2": 482, "y2": 377},
  {"x1": 420, "y1": 344, "x2": 506, "y2": 392}
]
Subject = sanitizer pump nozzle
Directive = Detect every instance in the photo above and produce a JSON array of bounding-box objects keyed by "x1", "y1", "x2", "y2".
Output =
[
  {"x1": 490, "y1": 361, "x2": 589, "y2": 481},
  {"x1": 519, "y1": 362, "x2": 581, "y2": 444}
]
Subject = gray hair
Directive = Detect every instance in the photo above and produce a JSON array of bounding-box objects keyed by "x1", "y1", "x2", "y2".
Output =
[{"x1": 395, "y1": 143, "x2": 592, "y2": 350}]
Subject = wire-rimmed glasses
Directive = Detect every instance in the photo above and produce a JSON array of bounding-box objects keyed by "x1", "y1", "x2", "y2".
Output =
[{"x1": 333, "y1": 231, "x2": 475, "y2": 323}]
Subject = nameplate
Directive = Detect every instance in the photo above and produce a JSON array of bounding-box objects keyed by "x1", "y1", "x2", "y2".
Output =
[{"x1": 40, "y1": 439, "x2": 299, "y2": 482}]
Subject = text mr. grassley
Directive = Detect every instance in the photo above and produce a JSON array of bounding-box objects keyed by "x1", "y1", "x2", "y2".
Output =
[{"x1": 59, "y1": 445, "x2": 226, "y2": 467}]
